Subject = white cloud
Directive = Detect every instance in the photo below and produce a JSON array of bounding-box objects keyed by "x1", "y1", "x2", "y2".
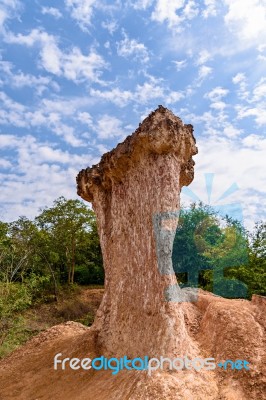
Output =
[
  {"x1": 130, "y1": 0, "x2": 154, "y2": 9},
  {"x1": 95, "y1": 143, "x2": 109, "y2": 154},
  {"x1": 197, "y1": 65, "x2": 212, "y2": 82},
  {"x1": 0, "y1": 91, "x2": 94, "y2": 146},
  {"x1": 257, "y1": 46, "x2": 266, "y2": 63},
  {"x1": 38, "y1": 37, "x2": 62, "y2": 74},
  {"x1": 151, "y1": 0, "x2": 185, "y2": 28},
  {"x1": 233, "y1": 76, "x2": 266, "y2": 126},
  {"x1": 232, "y1": 72, "x2": 245, "y2": 85},
  {"x1": 11, "y1": 73, "x2": 51, "y2": 90},
  {"x1": 65, "y1": 0, "x2": 97, "y2": 30},
  {"x1": 90, "y1": 87, "x2": 133, "y2": 107},
  {"x1": 41, "y1": 7, "x2": 62, "y2": 19},
  {"x1": 101, "y1": 20, "x2": 118, "y2": 35},
  {"x1": 6, "y1": 28, "x2": 44, "y2": 46},
  {"x1": 77, "y1": 112, "x2": 93, "y2": 127},
  {"x1": 0, "y1": 91, "x2": 24, "y2": 113},
  {"x1": 210, "y1": 101, "x2": 226, "y2": 110},
  {"x1": 6, "y1": 29, "x2": 62, "y2": 74},
  {"x1": 117, "y1": 32, "x2": 150, "y2": 63},
  {"x1": 196, "y1": 50, "x2": 211, "y2": 66},
  {"x1": 94, "y1": 115, "x2": 125, "y2": 139},
  {"x1": 236, "y1": 105, "x2": 266, "y2": 126},
  {"x1": 232, "y1": 73, "x2": 249, "y2": 100},
  {"x1": 5, "y1": 29, "x2": 107, "y2": 83},
  {"x1": 90, "y1": 78, "x2": 185, "y2": 107},
  {"x1": 0, "y1": 134, "x2": 85, "y2": 165},
  {"x1": 0, "y1": 0, "x2": 21, "y2": 32},
  {"x1": 257, "y1": 54, "x2": 266, "y2": 62},
  {"x1": 0, "y1": 57, "x2": 58, "y2": 94},
  {"x1": 202, "y1": 0, "x2": 218, "y2": 18},
  {"x1": 151, "y1": 0, "x2": 199, "y2": 30},
  {"x1": 182, "y1": 0, "x2": 199, "y2": 19},
  {"x1": 223, "y1": 123, "x2": 242, "y2": 138},
  {"x1": 258, "y1": 44, "x2": 266, "y2": 53},
  {"x1": 104, "y1": 41, "x2": 110, "y2": 50},
  {"x1": 135, "y1": 81, "x2": 164, "y2": 104},
  {"x1": 0, "y1": 133, "x2": 20, "y2": 148},
  {"x1": 40, "y1": 97, "x2": 92, "y2": 116},
  {"x1": 0, "y1": 91, "x2": 27, "y2": 127},
  {"x1": 165, "y1": 90, "x2": 184, "y2": 104},
  {"x1": 242, "y1": 134, "x2": 266, "y2": 150},
  {"x1": 25, "y1": 110, "x2": 47, "y2": 127},
  {"x1": 0, "y1": 133, "x2": 100, "y2": 221},
  {"x1": 252, "y1": 78, "x2": 266, "y2": 102},
  {"x1": 182, "y1": 134, "x2": 266, "y2": 229},
  {"x1": 63, "y1": 47, "x2": 107, "y2": 82},
  {"x1": 0, "y1": 158, "x2": 12, "y2": 168},
  {"x1": 205, "y1": 86, "x2": 229, "y2": 101},
  {"x1": 50, "y1": 120, "x2": 85, "y2": 147},
  {"x1": 33, "y1": 145, "x2": 76, "y2": 164},
  {"x1": 180, "y1": 106, "x2": 235, "y2": 138},
  {"x1": 224, "y1": 0, "x2": 266, "y2": 43},
  {"x1": 173, "y1": 60, "x2": 187, "y2": 71}
]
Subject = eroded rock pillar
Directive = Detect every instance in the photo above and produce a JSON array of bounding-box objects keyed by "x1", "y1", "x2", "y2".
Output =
[{"x1": 77, "y1": 106, "x2": 198, "y2": 358}]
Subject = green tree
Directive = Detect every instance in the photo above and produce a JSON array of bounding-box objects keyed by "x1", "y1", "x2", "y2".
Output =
[
  {"x1": 172, "y1": 203, "x2": 249, "y2": 298},
  {"x1": 200, "y1": 217, "x2": 249, "y2": 298},
  {"x1": 36, "y1": 197, "x2": 100, "y2": 284},
  {"x1": 74, "y1": 217, "x2": 103, "y2": 284},
  {"x1": 172, "y1": 202, "x2": 221, "y2": 288},
  {"x1": 225, "y1": 221, "x2": 266, "y2": 298},
  {"x1": 0, "y1": 217, "x2": 39, "y2": 284}
]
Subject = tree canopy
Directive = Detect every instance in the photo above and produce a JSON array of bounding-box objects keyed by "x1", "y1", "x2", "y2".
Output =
[{"x1": 172, "y1": 202, "x2": 265, "y2": 299}]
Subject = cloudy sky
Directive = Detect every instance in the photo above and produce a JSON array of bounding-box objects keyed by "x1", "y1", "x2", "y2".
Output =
[{"x1": 0, "y1": 0, "x2": 265, "y2": 228}]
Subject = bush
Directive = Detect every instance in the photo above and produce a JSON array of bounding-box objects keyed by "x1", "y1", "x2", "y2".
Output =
[
  {"x1": 0, "y1": 315, "x2": 33, "y2": 359},
  {"x1": 75, "y1": 264, "x2": 104, "y2": 285},
  {"x1": 24, "y1": 273, "x2": 52, "y2": 302},
  {"x1": 0, "y1": 283, "x2": 32, "y2": 317}
]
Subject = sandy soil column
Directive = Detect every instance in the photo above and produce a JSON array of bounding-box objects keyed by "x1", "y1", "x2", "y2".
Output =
[{"x1": 77, "y1": 106, "x2": 198, "y2": 358}]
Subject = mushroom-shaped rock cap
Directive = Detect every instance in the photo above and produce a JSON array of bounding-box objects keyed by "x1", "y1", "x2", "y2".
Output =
[{"x1": 76, "y1": 106, "x2": 197, "y2": 202}]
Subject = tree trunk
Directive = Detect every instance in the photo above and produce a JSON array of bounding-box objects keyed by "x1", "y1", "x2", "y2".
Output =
[{"x1": 70, "y1": 236, "x2": 75, "y2": 284}]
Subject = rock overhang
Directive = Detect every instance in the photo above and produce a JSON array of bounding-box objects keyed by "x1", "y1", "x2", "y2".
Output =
[{"x1": 76, "y1": 105, "x2": 198, "y2": 202}]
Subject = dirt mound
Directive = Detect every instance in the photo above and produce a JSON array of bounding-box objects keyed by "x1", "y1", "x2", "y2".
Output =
[{"x1": 0, "y1": 292, "x2": 265, "y2": 399}]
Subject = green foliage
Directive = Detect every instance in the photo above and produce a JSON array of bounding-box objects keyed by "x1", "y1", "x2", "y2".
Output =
[
  {"x1": 173, "y1": 202, "x2": 265, "y2": 299},
  {"x1": 0, "y1": 197, "x2": 103, "y2": 291},
  {"x1": 0, "y1": 197, "x2": 105, "y2": 359},
  {"x1": 36, "y1": 196, "x2": 103, "y2": 285},
  {"x1": 74, "y1": 264, "x2": 104, "y2": 285},
  {"x1": 0, "y1": 197, "x2": 104, "y2": 349},
  {"x1": 0, "y1": 315, "x2": 33, "y2": 359},
  {"x1": 0, "y1": 275, "x2": 53, "y2": 319},
  {"x1": 0, "y1": 282, "x2": 34, "y2": 358},
  {"x1": 76, "y1": 312, "x2": 95, "y2": 327},
  {"x1": 0, "y1": 283, "x2": 32, "y2": 317},
  {"x1": 224, "y1": 221, "x2": 266, "y2": 298},
  {"x1": 24, "y1": 273, "x2": 52, "y2": 302},
  {"x1": 173, "y1": 203, "x2": 222, "y2": 287}
]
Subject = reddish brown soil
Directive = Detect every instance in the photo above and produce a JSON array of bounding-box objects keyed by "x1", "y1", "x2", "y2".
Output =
[{"x1": 0, "y1": 290, "x2": 265, "y2": 400}]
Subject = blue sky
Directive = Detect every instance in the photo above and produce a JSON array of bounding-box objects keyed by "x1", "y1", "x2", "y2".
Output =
[{"x1": 0, "y1": 0, "x2": 265, "y2": 229}]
